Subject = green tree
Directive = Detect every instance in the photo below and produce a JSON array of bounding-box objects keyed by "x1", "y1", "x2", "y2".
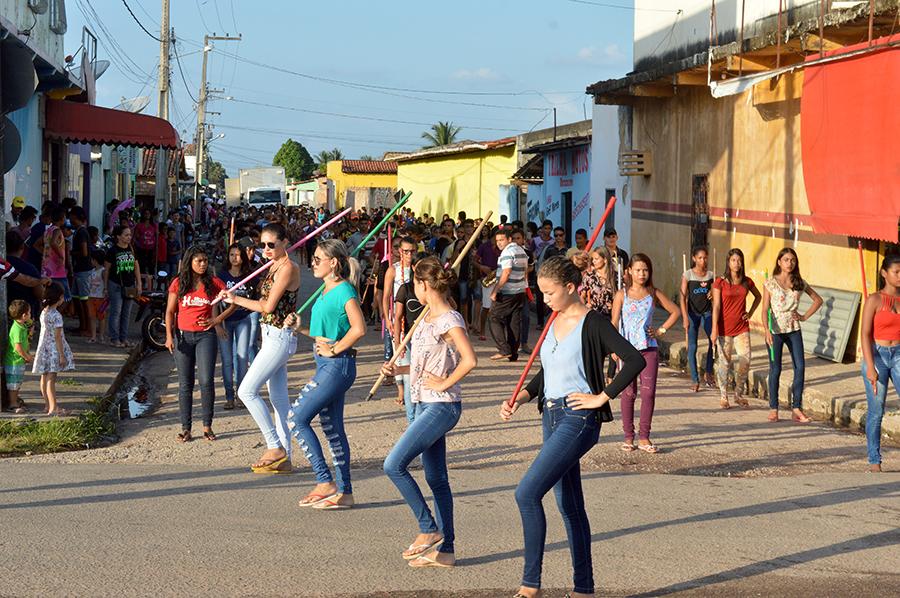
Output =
[
  {"x1": 421, "y1": 121, "x2": 462, "y2": 148},
  {"x1": 314, "y1": 148, "x2": 345, "y2": 172},
  {"x1": 359, "y1": 154, "x2": 376, "y2": 161},
  {"x1": 205, "y1": 157, "x2": 227, "y2": 188},
  {"x1": 273, "y1": 138, "x2": 315, "y2": 181}
]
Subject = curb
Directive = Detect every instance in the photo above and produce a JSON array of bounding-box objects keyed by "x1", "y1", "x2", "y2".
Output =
[
  {"x1": 656, "y1": 336, "x2": 900, "y2": 446},
  {"x1": 100, "y1": 342, "x2": 146, "y2": 411}
]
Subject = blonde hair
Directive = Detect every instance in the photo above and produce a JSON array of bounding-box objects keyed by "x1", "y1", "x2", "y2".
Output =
[
  {"x1": 570, "y1": 250, "x2": 591, "y2": 272},
  {"x1": 589, "y1": 246, "x2": 613, "y2": 285}
]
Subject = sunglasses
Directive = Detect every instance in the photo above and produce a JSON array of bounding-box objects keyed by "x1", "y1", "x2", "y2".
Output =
[
  {"x1": 554, "y1": 233, "x2": 565, "y2": 238},
  {"x1": 258, "y1": 242, "x2": 278, "y2": 249},
  {"x1": 312, "y1": 255, "x2": 333, "y2": 265}
]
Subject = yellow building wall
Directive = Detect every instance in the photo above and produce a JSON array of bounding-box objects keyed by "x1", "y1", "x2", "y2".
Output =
[
  {"x1": 326, "y1": 161, "x2": 397, "y2": 209},
  {"x1": 395, "y1": 146, "x2": 517, "y2": 221},
  {"x1": 628, "y1": 73, "x2": 880, "y2": 302}
]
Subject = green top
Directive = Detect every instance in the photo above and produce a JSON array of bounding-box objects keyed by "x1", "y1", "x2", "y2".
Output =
[
  {"x1": 4, "y1": 321, "x2": 28, "y2": 366},
  {"x1": 309, "y1": 281, "x2": 357, "y2": 341}
]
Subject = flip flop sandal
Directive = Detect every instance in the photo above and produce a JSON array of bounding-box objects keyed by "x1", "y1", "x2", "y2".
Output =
[
  {"x1": 408, "y1": 553, "x2": 454, "y2": 568},
  {"x1": 638, "y1": 443, "x2": 659, "y2": 454},
  {"x1": 312, "y1": 494, "x2": 352, "y2": 510},
  {"x1": 298, "y1": 493, "x2": 332, "y2": 508},
  {"x1": 621, "y1": 442, "x2": 636, "y2": 452},
  {"x1": 720, "y1": 398, "x2": 731, "y2": 410},
  {"x1": 737, "y1": 399, "x2": 751, "y2": 409},
  {"x1": 403, "y1": 538, "x2": 444, "y2": 560},
  {"x1": 177, "y1": 430, "x2": 192, "y2": 443},
  {"x1": 251, "y1": 457, "x2": 292, "y2": 474},
  {"x1": 203, "y1": 430, "x2": 217, "y2": 441},
  {"x1": 223, "y1": 401, "x2": 235, "y2": 410}
]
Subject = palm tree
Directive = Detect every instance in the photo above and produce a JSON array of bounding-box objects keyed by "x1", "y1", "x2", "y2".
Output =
[
  {"x1": 421, "y1": 121, "x2": 462, "y2": 148},
  {"x1": 315, "y1": 148, "x2": 345, "y2": 172},
  {"x1": 359, "y1": 154, "x2": 376, "y2": 161}
]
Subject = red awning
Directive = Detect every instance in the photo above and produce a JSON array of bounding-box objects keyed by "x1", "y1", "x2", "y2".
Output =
[
  {"x1": 44, "y1": 99, "x2": 179, "y2": 149},
  {"x1": 801, "y1": 35, "x2": 900, "y2": 242}
]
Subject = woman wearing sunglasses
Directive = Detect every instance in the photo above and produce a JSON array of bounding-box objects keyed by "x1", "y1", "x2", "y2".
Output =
[
  {"x1": 220, "y1": 223, "x2": 300, "y2": 474},
  {"x1": 284, "y1": 239, "x2": 366, "y2": 510}
]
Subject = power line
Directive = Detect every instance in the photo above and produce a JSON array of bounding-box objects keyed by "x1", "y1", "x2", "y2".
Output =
[
  {"x1": 227, "y1": 97, "x2": 534, "y2": 132},
  {"x1": 566, "y1": 0, "x2": 682, "y2": 12},
  {"x1": 215, "y1": 123, "x2": 422, "y2": 148},
  {"x1": 194, "y1": 0, "x2": 212, "y2": 32},
  {"x1": 172, "y1": 38, "x2": 199, "y2": 104},
  {"x1": 121, "y1": 0, "x2": 162, "y2": 41},
  {"x1": 76, "y1": 0, "x2": 152, "y2": 83}
]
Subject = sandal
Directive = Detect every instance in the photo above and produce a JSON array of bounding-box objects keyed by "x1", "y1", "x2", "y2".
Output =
[
  {"x1": 403, "y1": 537, "x2": 444, "y2": 560},
  {"x1": 47, "y1": 407, "x2": 72, "y2": 417},
  {"x1": 767, "y1": 410, "x2": 779, "y2": 422},
  {"x1": 692, "y1": 382, "x2": 700, "y2": 393},
  {"x1": 490, "y1": 353, "x2": 512, "y2": 361},
  {"x1": 298, "y1": 492, "x2": 332, "y2": 508},
  {"x1": 203, "y1": 430, "x2": 217, "y2": 441},
  {"x1": 312, "y1": 493, "x2": 353, "y2": 510},
  {"x1": 621, "y1": 442, "x2": 636, "y2": 452},
  {"x1": 479, "y1": 335, "x2": 487, "y2": 341},
  {"x1": 638, "y1": 443, "x2": 659, "y2": 454},
  {"x1": 736, "y1": 398, "x2": 751, "y2": 409},
  {"x1": 719, "y1": 398, "x2": 731, "y2": 410},
  {"x1": 408, "y1": 552, "x2": 454, "y2": 568},
  {"x1": 223, "y1": 400, "x2": 235, "y2": 410},
  {"x1": 13, "y1": 400, "x2": 29, "y2": 414},
  {"x1": 251, "y1": 456, "x2": 292, "y2": 474},
  {"x1": 792, "y1": 411, "x2": 812, "y2": 424},
  {"x1": 177, "y1": 430, "x2": 192, "y2": 443}
]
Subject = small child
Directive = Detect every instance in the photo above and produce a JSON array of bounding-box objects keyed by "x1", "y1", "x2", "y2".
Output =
[
  {"x1": 4, "y1": 300, "x2": 34, "y2": 413},
  {"x1": 32, "y1": 282, "x2": 75, "y2": 416},
  {"x1": 166, "y1": 228, "x2": 182, "y2": 275},
  {"x1": 87, "y1": 250, "x2": 108, "y2": 343}
]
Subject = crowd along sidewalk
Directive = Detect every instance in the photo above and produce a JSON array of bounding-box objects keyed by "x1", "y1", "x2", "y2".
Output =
[
  {"x1": 651, "y1": 310, "x2": 900, "y2": 446},
  {"x1": 0, "y1": 318, "x2": 142, "y2": 419}
]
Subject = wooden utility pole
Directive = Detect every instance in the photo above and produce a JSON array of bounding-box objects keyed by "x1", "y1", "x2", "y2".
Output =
[
  {"x1": 193, "y1": 34, "x2": 240, "y2": 218},
  {"x1": 155, "y1": 0, "x2": 171, "y2": 212}
]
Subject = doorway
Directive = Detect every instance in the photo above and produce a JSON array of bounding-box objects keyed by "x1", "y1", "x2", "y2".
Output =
[
  {"x1": 562, "y1": 191, "x2": 573, "y2": 246},
  {"x1": 691, "y1": 174, "x2": 709, "y2": 249}
]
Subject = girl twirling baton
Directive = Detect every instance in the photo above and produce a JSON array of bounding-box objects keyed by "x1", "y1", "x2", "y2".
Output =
[{"x1": 500, "y1": 256, "x2": 644, "y2": 598}]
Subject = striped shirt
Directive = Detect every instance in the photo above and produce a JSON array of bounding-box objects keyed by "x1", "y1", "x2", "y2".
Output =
[{"x1": 497, "y1": 242, "x2": 528, "y2": 295}]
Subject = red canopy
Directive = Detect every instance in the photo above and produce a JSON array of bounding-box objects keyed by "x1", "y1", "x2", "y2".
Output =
[
  {"x1": 801, "y1": 35, "x2": 900, "y2": 242},
  {"x1": 44, "y1": 99, "x2": 179, "y2": 149}
]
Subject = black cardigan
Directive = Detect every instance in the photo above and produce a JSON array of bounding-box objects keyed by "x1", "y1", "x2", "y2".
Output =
[{"x1": 524, "y1": 309, "x2": 647, "y2": 423}]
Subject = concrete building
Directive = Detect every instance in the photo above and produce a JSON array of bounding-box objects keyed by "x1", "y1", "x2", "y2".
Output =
[
  {"x1": 391, "y1": 138, "x2": 517, "y2": 222},
  {"x1": 325, "y1": 160, "x2": 397, "y2": 210},
  {"x1": 588, "y1": 0, "x2": 900, "y2": 359}
]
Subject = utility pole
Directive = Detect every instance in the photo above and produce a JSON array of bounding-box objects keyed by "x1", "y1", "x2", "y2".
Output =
[
  {"x1": 155, "y1": 0, "x2": 171, "y2": 213},
  {"x1": 193, "y1": 33, "x2": 240, "y2": 219}
]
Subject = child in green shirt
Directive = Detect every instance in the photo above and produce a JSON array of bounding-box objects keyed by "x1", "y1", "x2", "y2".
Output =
[{"x1": 4, "y1": 300, "x2": 34, "y2": 413}]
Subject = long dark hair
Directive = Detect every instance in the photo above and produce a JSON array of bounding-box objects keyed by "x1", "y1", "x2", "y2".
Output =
[
  {"x1": 879, "y1": 254, "x2": 900, "y2": 290},
  {"x1": 722, "y1": 248, "x2": 749, "y2": 289},
  {"x1": 628, "y1": 253, "x2": 656, "y2": 295},
  {"x1": 177, "y1": 245, "x2": 215, "y2": 303},
  {"x1": 227, "y1": 242, "x2": 251, "y2": 276},
  {"x1": 772, "y1": 247, "x2": 804, "y2": 291}
]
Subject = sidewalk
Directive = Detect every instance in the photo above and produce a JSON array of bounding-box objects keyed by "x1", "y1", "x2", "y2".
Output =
[
  {"x1": 1, "y1": 317, "x2": 142, "y2": 418},
  {"x1": 652, "y1": 310, "x2": 900, "y2": 446}
]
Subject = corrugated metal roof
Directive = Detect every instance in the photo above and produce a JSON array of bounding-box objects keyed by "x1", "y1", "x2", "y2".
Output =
[
  {"x1": 388, "y1": 137, "x2": 517, "y2": 163},
  {"x1": 340, "y1": 160, "x2": 398, "y2": 175}
]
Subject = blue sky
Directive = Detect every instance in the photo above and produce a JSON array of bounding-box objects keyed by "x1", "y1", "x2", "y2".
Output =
[{"x1": 65, "y1": 0, "x2": 634, "y2": 174}]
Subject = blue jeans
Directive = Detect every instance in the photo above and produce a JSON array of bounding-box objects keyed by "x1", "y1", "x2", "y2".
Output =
[
  {"x1": 107, "y1": 280, "x2": 134, "y2": 343},
  {"x1": 238, "y1": 324, "x2": 297, "y2": 457},
  {"x1": 174, "y1": 329, "x2": 218, "y2": 430},
  {"x1": 768, "y1": 330, "x2": 805, "y2": 409},
  {"x1": 515, "y1": 399, "x2": 600, "y2": 594},
  {"x1": 862, "y1": 344, "x2": 900, "y2": 465},
  {"x1": 383, "y1": 401, "x2": 461, "y2": 554},
  {"x1": 288, "y1": 351, "x2": 357, "y2": 494},
  {"x1": 247, "y1": 312, "x2": 260, "y2": 363},
  {"x1": 218, "y1": 315, "x2": 253, "y2": 403},
  {"x1": 687, "y1": 311, "x2": 713, "y2": 383}
]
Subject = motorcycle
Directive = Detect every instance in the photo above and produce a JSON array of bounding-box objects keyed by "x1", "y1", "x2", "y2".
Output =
[{"x1": 135, "y1": 270, "x2": 170, "y2": 351}]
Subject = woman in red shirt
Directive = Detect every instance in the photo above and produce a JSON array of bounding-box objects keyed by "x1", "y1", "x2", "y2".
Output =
[
  {"x1": 164, "y1": 246, "x2": 228, "y2": 442},
  {"x1": 711, "y1": 248, "x2": 761, "y2": 409}
]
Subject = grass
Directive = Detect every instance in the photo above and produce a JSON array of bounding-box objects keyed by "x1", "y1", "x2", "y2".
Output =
[
  {"x1": 0, "y1": 404, "x2": 116, "y2": 455},
  {"x1": 58, "y1": 378, "x2": 84, "y2": 387}
]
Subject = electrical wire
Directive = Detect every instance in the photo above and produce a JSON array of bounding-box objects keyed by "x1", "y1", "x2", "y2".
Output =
[
  {"x1": 215, "y1": 123, "x2": 424, "y2": 147},
  {"x1": 195, "y1": 0, "x2": 212, "y2": 32},
  {"x1": 172, "y1": 38, "x2": 199, "y2": 104},
  {"x1": 76, "y1": 0, "x2": 152, "y2": 84},
  {"x1": 567, "y1": 0, "x2": 682, "y2": 12},
  {"x1": 121, "y1": 0, "x2": 162, "y2": 42}
]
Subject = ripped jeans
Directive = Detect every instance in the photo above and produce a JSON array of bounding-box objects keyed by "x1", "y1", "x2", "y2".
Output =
[{"x1": 288, "y1": 350, "x2": 357, "y2": 494}]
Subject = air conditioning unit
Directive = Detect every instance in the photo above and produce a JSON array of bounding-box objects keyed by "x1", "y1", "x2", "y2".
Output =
[{"x1": 619, "y1": 151, "x2": 652, "y2": 176}]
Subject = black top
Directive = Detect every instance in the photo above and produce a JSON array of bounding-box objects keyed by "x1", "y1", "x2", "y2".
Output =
[
  {"x1": 394, "y1": 280, "x2": 424, "y2": 334},
  {"x1": 105, "y1": 245, "x2": 138, "y2": 288},
  {"x1": 6, "y1": 255, "x2": 40, "y2": 318},
  {"x1": 685, "y1": 269, "x2": 714, "y2": 314},
  {"x1": 72, "y1": 226, "x2": 92, "y2": 273},
  {"x1": 525, "y1": 310, "x2": 645, "y2": 423}
]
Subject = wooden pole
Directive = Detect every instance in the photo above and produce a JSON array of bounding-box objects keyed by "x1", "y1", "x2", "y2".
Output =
[
  {"x1": 859, "y1": 240, "x2": 869, "y2": 299},
  {"x1": 366, "y1": 211, "x2": 493, "y2": 401},
  {"x1": 506, "y1": 197, "x2": 617, "y2": 408}
]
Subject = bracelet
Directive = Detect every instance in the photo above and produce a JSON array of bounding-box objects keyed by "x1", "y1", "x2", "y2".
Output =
[{"x1": 329, "y1": 345, "x2": 337, "y2": 356}]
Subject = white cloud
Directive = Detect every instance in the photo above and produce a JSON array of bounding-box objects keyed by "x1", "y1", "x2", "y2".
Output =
[
  {"x1": 576, "y1": 44, "x2": 626, "y2": 65},
  {"x1": 452, "y1": 67, "x2": 501, "y2": 80}
]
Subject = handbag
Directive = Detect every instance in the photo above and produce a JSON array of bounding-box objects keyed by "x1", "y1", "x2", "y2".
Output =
[{"x1": 123, "y1": 286, "x2": 139, "y2": 299}]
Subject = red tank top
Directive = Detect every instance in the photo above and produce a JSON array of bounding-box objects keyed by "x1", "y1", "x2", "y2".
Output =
[{"x1": 873, "y1": 293, "x2": 900, "y2": 341}]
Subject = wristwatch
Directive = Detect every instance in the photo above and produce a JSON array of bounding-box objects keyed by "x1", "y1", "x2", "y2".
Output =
[{"x1": 658, "y1": 326, "x2": 667, "y2": 335}]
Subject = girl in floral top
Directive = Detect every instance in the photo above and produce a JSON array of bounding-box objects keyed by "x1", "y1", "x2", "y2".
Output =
[
  {"x1": 380, "y1": 256, "x2": 477, "y2": 568},
  {"x1": 761, "y1": 248, "x2": 822, "y2": 423}
]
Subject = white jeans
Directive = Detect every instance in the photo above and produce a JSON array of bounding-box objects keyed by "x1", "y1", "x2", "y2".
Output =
[{"x1": 237, "y1": 324, "x2": 297, "y2": 457}]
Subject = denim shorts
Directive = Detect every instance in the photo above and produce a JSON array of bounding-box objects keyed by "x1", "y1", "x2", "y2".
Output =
[
  {"x1": 4, "y1": 364, "x2": 25, "y2": 390},
  {"x1": 73, "y1": 271, "x2": 92, "y2": 300}
]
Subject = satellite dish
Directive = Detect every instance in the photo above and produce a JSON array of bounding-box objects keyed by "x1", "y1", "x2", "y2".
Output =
[
  {"x1": 69, "y1": 59, "x2": 110, "y2": 83},
  {"x1": 114, "y1": 96, "x2": 151, "y2": 113},
  {"x1": 2, "y1": 116, "x2": 22, "y2": 174}
]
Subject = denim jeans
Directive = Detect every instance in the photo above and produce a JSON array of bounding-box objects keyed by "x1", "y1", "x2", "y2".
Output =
[
  {"x1": 247, "y1": 311, "x2": 260, "y2": 363},
  {"x1": 383, "y1": 401, "x2": 461, "y2": 554},
  {"x1": 687, "y1": 311, "x2": 713, "y2": 383},
  {"x1": 107, "y1": 280, "x2": 134, "y2": 343},
  {"x1": 218, "y1": 315, "x2": 253, "y2": 403},
  {"x1": 515, "y1": 399, "x2": 600, "y2": 594},
  {"x1": 174, "y1": 329, "x2": 218, "y2": 430},
  {"x1": 237, "y1": 324, "x2": 297, "y2": 457},
  {"x1": 862, "y1": 344, "x2": 900, "y2": 465},
  {"x1": 768, "y1": 330, "x2": 805, "y2": 409},
  {"x1": 288, "y1": 351, "x2": 357, "y2": 494}
]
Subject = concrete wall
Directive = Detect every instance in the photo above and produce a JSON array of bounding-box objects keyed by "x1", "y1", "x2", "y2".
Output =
[
  {"x1": 541, "y1": 144, "x2": 591, "y2": 240},
  {"x1": 395, "y1": 145, "x2": 518, "y2": 221},
  {"x1": 325, "y1": 161, "x2": 397, "y2": 210},
  {"x1": 591, "y1": 104, "x2": 630, "y2": 252},
  {"x1": 4, "y1": 94, "x2": 42, "y2": 210},
  {"x1": 627, "y1": 73, "x2": 879, "y2": 312},
  {"x1": 0, "y1": 0, "x2": 67, "y2": 67}
]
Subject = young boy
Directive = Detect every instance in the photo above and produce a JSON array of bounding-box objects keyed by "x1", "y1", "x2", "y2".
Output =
[
  {"x1": 166, "y1": 227, "x2": 182, "y2": 275},
  {"x1": 4, "y1": 300, "x2": 34, "y2": 413},
  {"x1": 87, "y1": 250, "x2": 108, "y2": 343}
]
